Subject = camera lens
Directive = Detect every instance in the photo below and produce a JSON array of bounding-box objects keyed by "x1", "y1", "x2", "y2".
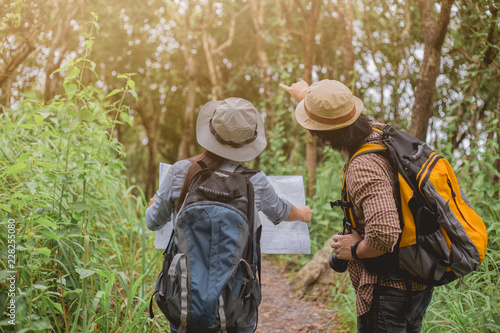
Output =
[
  {"x1": 328, "y1": 231, "x2": 349, "y2": 273},
  {"x1": 328, "y1": 253, "x2": 349, "y2": 273}
]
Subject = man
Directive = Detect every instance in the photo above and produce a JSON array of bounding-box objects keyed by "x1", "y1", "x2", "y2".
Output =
[{"x1": 280, "y1": 79, "x2": 433, "y2": 332}]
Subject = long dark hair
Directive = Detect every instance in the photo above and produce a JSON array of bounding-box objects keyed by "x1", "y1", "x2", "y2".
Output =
[
  {"x1": 308, "y1": 113, "x2": 373, "y2": 155},
  {"x1": 176, "y1": 150, "x2": 225, "y2": 210}
]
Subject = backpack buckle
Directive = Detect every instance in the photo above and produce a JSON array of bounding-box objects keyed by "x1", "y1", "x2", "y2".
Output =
[{"x1": 330, "y1": 200, "x2": 352, "y2": 209}]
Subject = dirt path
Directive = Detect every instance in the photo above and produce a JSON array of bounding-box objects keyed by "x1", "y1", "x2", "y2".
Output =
[{"x1": 255, "y1": 258, "x2": 342, "y2": 333}]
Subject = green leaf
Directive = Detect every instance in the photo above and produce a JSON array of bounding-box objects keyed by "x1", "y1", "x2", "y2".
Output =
[
  {"x1": 85, "y1": 39, "x2": 94, "y2": 51},
  {"x1": 0, "y1": 270, "x2": 15, "y2": 283},
  {"x1": 33, "y1": 284, "x2": 48, "y2": 290},
  {"x1": 63, "y1": 288, "x2": 82, "y2": 297},
  {"x1": 36, "y1": 247, "x2": 51, "y2": 257},
  {"x1": 127, "y1": 79, "x2": 135, "y2": 91},
  {"x1": 73, "y1": 202, "x2": 87, "y2": 212},
  {"x1": 38, "y1": 229, "x2": 60, "y2": 240},
  {"x1": 0, "y1": 204, "x2": 12, "y2": 213},
  {"x1": 120, "y1": 112, "x2": 133, "y2": 126},
  {"x1": 34, "y1": 114, "x2": 44, "y2": 125},
  {"x1": 108, "y1": 162, "x2": 123, "y2": 170},
  {"x1": 51, "y1": 66, "x2": 66, "y2": 75},
  {"x1": 75, "y1": 267, "x2": 95, "y2": 279},
  {"x1": 15, "y1": 124, "x2": 35, "y2": 129},
  {"x1": 35, "y1": 161, "x2": 56, "y2": 168},
  {"x1": 128, "y1": 89, "x2": 138, "y2": 101},
  {"x1": 2, "y1": 162, "x2": 26, "y2": 175},
  {"x1": 49, "y1": 298, "x2": 63, "y2": 314},
  {"x1": 92, "y1": 290, "x2": 105, "y2": 311},
  {"x1": 35, "y1": 217, "x2": 58, "y2": 228},
  {"x1": 18, "y1": 152, "x2": 31, "y2": 163},
  {"x1": 64, "y1": 83, "x2": 78, "y2": 95},
  {"x1": 17, "y1": 318, "x2": 51, "y2": 332},
  {"x1": 94, "y1": 268, "x2": 114, "y2": 280},
  {"x1": 25, "y1": 182, "x2": 37, "y2": 194},
  {"x1": 78, "y1": 108, "x2": 95, "y2": 121},
  {"x1": 106, "y1": 89, "x2": 122, "y2": 98}
]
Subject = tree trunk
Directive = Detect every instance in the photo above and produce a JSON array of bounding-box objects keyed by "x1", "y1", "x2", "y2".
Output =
[
  {"x1": 395, "y1": 0, "x2": 411, "y2": 129},
  {"x1": 303, "y1": 39, "x2": 318, "y2": 197},
  {"x1": 278, "y1": 0, "x2": 321, "y2": 196},
  {"x1": 136, "y1": 84, "x2": 161, "y2": 198},
  {"x1": 302, "y1": 0, "x2": 321, "y2": 197},
  {"x1": 3, "y1": 75, "x2": 13, "y2": 108},
  {"x1": 339, "y1": 0, "x2": 355, "y2": 87},
  {"x1": 249, "y1": 0, "x2": 273, "y2": 129},
  {"x1": 290, "y1": 237, "x2": 334, "y2": 296},
  {"x1": 409, "y1": 0, "x2": 454, "y2": 141},
  {"x1": 362, "y1": 0, "x2": 386, "y2": 122},
  {"x1": 202, "y1": 5, "x2": 247, "y2": 101},
  {"x1": 494, "y1": 74, "x2": 500, "y2": 194},
  {"x1": 392, "y1": 90, "x2": 401, "y2": 129},
  {"x1": 177, "y1": 55, "x2": 198, "y2": 161},
  {"x1": 202, "y1": 33, "x2": 224, "y2": 101},
  {"x1": 146, "y1": 134, "x2": 159, "y2": 199},
  {"x1": 0, "y1": 41, "x2": 35, "y2": 87},
  {"x1": 451, "y1": 1, "x2": 498, "y2": 149}
]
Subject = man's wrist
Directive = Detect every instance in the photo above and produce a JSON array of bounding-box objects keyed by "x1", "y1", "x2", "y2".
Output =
[{"x1": 351, "y1": 241, "x2": 361, "y2": 260}]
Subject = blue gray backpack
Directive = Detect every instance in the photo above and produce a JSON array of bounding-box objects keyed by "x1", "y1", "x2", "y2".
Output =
[{"x1": 149, "y1": 161, "x2": 262, "y2": 333}]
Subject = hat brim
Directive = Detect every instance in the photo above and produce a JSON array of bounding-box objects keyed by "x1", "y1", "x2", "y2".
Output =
[
  {"x1": 196, "y1": 100, "x2": 267, "y2": 162},
  {"x1": 294, "y1": 96, "x2": 364, "y2": 131}
]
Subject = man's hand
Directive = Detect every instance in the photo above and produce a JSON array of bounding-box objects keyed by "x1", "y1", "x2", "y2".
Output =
[
  {"x1": 299, "y1": 205, "x2": 312, "y2": 223},
  {"x1": 285, "y1": 203, "x2": 312, "y2": 222},
  {"x1": 331, "y1": 229, "x2": 363, "y2": 260},
  {"x1": 279, "y1": 81, "x2": 309, "y2": 102},
  {"x1": 148, "y1": 195, "x2": 156, "y2": 207}
]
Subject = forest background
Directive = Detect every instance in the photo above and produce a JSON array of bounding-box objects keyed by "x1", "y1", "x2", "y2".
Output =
[{"x1": 0, "y1": 0, "x2": 499, "y2": 332}]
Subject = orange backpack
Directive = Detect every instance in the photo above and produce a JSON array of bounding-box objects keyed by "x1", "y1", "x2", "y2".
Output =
[{"x1": 336, "y1": 125, "x2": 488, "y2": 286}]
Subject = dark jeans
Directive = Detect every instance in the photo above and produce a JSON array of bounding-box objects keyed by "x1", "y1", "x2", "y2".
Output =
[{"x1": 357, "y1": 285, "x2": 433, "y2": 333}]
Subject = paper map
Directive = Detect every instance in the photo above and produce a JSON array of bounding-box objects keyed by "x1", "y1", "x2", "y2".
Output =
[{"x1": 155, "y1": 163, "x2": 310, "y2": 254}]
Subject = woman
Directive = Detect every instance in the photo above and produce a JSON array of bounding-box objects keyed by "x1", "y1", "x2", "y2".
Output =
[{"x1": 145, "y1": 97, "x2": 311, "y2": 332}]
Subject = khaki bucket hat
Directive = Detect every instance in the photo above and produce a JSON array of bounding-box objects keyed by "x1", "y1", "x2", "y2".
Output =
[
  {"x1": 295, "y1": 80, "x2": 364, "y2": 131},
  {"x1": 196, "y1": 97, "x2": 267, "y2": 162}
]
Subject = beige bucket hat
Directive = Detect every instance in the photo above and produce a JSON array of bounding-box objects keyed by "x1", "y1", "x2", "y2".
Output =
[
  {"x1": 295, "y1": 80, "x2": 364, "y2": 131},
  {"x1": 196, "y1": 97, "x2": 267, "y2": 162}
]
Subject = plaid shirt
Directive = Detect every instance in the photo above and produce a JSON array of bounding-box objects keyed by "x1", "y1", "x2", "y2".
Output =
[{"x1": 345, "y1": 125, "x2": 427, "y2": 317}]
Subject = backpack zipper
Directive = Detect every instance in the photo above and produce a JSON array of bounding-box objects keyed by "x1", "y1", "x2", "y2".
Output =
[
  {"x1": 447, "y1": 179, "x2": 465, "y2": 220},
  {"x1": 417, "y1": 155, "x2": 443, "y2": 210},
  {"x1": 447, "y1": 179, "x2": 474, "y2": 232}
]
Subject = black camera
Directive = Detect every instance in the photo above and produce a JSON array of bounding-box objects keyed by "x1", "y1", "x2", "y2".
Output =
[{"x1": 328, "y1": 231, "x2": 349, "y2": 273}]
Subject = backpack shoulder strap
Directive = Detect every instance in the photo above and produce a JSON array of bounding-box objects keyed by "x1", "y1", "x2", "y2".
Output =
[
  {"x1": 234, "y1": 164, "x2": 260, "y2": 179},
  {"x1": 339, "y1": 140, "x2": 388, "y2": 230}
]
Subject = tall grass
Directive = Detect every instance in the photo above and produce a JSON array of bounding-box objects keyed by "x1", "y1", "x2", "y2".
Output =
[
  {"x1": 423, "y1": 219, "x2": 500, "y2": 332},
  {"x1": 0, "y1": 18, "x2": 166, "y2": 332}
]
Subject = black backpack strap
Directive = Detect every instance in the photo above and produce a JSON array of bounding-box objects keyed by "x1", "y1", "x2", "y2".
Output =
[
  {"x1": 244, "y1": 171, "x2": 258, "y2": 268},
  {"x1": 197, "y1": 160, "x2": 209, "y2": 169},
  {"x1": 256, "y1": 225, "x2": 262, "y2": 285},
  {"x1": 253, "y1": 224, "x2": 262, "y2": 333},
  {"x1": 149, "y1": 290, "x2": 158, "y2": 319},
  {"x1": 235, "y1": 164, "x2": 260, "y2": 178}
]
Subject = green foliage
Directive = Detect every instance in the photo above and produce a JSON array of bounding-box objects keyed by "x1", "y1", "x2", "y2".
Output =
[
  {"x1": 0, "y1": 42, "x2": 163, "y2": 332},
  {"x1": 423, "y1": 222, "x2": 500, "y2": 332},
  {"x1": 307, "y1": 147, "x2": 346, "y2": 252},
  {"x1": 1, "y1": 0, "x2": 500, "y2": 331}
]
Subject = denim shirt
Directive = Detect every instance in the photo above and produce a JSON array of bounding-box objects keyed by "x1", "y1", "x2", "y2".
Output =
[{"x1": 145, "y1": 159, "x2": 291, "y2": 231}]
